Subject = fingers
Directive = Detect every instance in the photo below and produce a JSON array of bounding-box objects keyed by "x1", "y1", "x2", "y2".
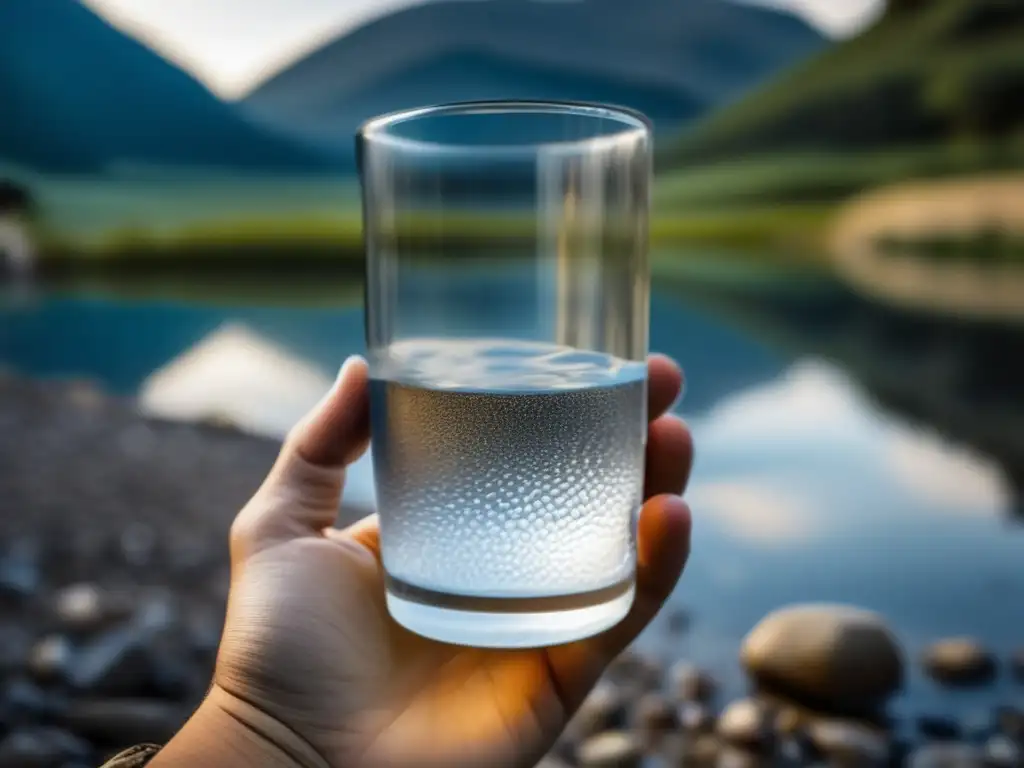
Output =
[
  {"x1": 545, "y1": 495, "x2": 692, "y2": 710},
  {"x1": 286, "y1": 356, "x2": 372, "y2": 469},
  {"x1": 230, "y1": 357, "x2": 371, "y2": 554},
  {"x1": 644, "y1": 414, "x2": 694, "y2": 500},
  {"x1": 336, "y1": 513, "x2": 382, "y2": 559},
  {"x1": 648, "y1": 354, "x2": 683, "y2": 422}
]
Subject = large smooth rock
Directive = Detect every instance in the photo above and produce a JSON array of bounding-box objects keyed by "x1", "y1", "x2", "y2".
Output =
[
  {"x1": 576, "y1": 731, "x2": 642, "y2": 768},
  {"x1": 921, "y1": 638, "x2": 996, "y2": 687},
  {"x1": 741, "y1": 604, "x2": 903, "y2": 712}
]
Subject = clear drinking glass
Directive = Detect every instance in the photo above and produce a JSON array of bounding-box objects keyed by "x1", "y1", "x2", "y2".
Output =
[{"x1": 358, "y1": 101, "x2": 652, "y2": 648}]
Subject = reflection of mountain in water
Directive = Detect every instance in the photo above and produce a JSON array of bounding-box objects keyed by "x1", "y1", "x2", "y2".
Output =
[{"x1": 674, "y1": 278, "x2": 1024, "y2": 519}]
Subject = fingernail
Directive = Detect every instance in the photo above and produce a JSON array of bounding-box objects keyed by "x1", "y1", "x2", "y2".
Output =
[
  {"x1": 671, "y1": 380, "x2": 687, "y2": 412},
  {"x1": 335, "y1": 354, "x2": 366, "y2": 387}
]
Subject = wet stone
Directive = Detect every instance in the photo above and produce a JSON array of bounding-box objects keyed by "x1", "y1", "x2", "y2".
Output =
[
  {"x1": 632, "y1": 692, "x2": 678, "y2": 734},
  {"x1": 606, "y1": 649, "x2": 662, "y2": 693},
  {"x1": 806, "y1": 718, "x2": 889, "y2": 767},
  {"x1": 119, "y1": 523, "x2": 158, "y2": 569},
  {"x1": 53, "y1": 583, "x2": 105, "y2": 632},
  {"x1": 680, "y1": 702, "x2": 716, "y2": 734},
  {"x1": 994, "y1": 707, "x2": 1024, "y2": 741},
  {"x1": 0, "y1": 537, "x2": 41, "y2": 599},
  {"x1": 983, "y1": 735, "x2": 1020, "y2": 768},
  {"x1": 28, "y1": 635, "x2": 74, "y2": 682},
  {"x1": 922, "y1": 639, "x2": 997, "y2": 687},
  {"x1": 684, "y1": 734, "x2": 722, "y2": 768},
  {"x1": 669, "y1": 661, "x2": 717, "y2": 704},
  {"x1": 918, "y1": 715, "x2": 962, "y2": 741},
  {"x1": 741, "y1": 604, "x2": 903, "y2": 715},
  {"x1": 0, "y1": 678, "x2": 53, "y2": 725},
  {"x1": 577, "y1": 731, "x2": 643, "y2": 768},
  {"x1": 907, "y1": 743, "x2": 984, "y2": 768},
  {"x1": 68, "y1": 621, "x2": 153, "y2": 695},
  {"x1": 568, "y1": 683, "x2": 629, "y2": 740},
  {"x1": 61, "y1": 698, "x2": 186, "y2": 748},
  {"x1": 0, "y1": 727, "x2": 93, "y2": 768},
  {"x1": 0, "y1": 624, "x2": 31, "y2": 673},
  {"x1": 717, "y1": 699, "x2": 771, "y2": 751},
  {"x1": 1011, "y1": 649, "x2": 1024, "y2": 684},
  {"x1": 666, "y1": 608, "x2": 691, "y2": 634}
]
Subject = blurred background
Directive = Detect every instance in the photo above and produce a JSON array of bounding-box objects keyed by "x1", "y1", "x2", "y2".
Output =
[{"x1": 1, "y1": 0, "x2": 1023, "y2": 765}]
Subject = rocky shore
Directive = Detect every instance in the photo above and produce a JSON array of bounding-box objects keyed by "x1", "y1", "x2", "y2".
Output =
[{"x1": 1, "y1": 374, "x2": 1022, "y2": 767}]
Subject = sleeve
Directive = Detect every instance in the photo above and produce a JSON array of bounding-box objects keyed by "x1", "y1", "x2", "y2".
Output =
[{"x1": 99, "y1": 744, "x2": 162, "y2": 767}]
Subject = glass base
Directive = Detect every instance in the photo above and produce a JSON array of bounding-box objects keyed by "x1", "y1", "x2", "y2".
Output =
[{"x1": 384, "y1": 575, "x2": 636, "y2": 648}]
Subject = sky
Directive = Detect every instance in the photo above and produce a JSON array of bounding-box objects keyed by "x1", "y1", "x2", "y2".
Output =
[{"x1": 83, "y1": 0, "x2": 885, "y2": 100}]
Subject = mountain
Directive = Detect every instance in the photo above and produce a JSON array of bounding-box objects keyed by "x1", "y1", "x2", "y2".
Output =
[
  {"x1": 662, "y1": 0, "x2": 1024, "y2": 167},
  {"x1": 0, "y1": 0, "x2": 342, "y2": 175},
  {"x1": 244, "y1": 0, "x2": 825, "y2": 156}
]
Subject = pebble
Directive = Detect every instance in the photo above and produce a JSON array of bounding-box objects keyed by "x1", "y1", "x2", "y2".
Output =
[
  {"x1": 69, "y1": 621, "x2": 152, "y2": 695},
  {"x1": 994, "y1": 707, "x2": 1023, "y2": 741},
  {"x1": 983, "y1": 735, "x2": 1020, "y2": 768},
  {"x1": 0, "y1": 727, "x2": 93, "y2": 768},
  {"x1": 774, "y1": 707, "x2": 807, "y2": 737},
  {"x1": 741, "y1": 604, "x2": 903, "y2": 714},
  {"x1": 185, "y1": 607, "x2": 223, "y2": 658},
  {"x1": 718, "y1": 746, "x2": 764, "y2": 768},
  {"x1": 28, "y1": 634, "x2": 74, "y2": 682},
  {"x1": 605, "y1": 649, "x2": 662, "y2": 693},
  {"x1": 0, "y1": 625, "x2": 31, "y2": 673},
  {"x1": 66, "y1": 380, "x2": 104, "y2": 410},
  {"x1": 576, "y1": 731, "x2": 643, "y2": 768},
  {"x1": 535, "y1": 758, "x2": 573, "y2": 768},
  {"x1": 918, "y1": 715, "x2": 962, "y2": 741},
  {"x1": 716, "y1": 698, "x2": 770, "y2": 750},
  {"x1": 669, "y1": 661, "x2": 717, "y2": 704},
  {"x1": 907, "y1": 743, "x2": 983, "y2": 768},
  {"x1": 683, "y1": 733, "x2": 721, "y2": 767},
  {"x1": 0, "y1": 678, "x2": 51, "y2": 724},
  {"x1": 54, "y1": 583, "x2": 105, "y2": 631},
  {"x1": 0, "y1": 537, "x2": 41, "y2": 598},
  {"x1": 806, "y1": 717, "x2": 889, "y2": 766},
  {"x1": 666, "y1": 608, "x2": 691, "y2": 634},
  {"x1": 568, "y1": 683, "x2": 629, "y2": 740},
  {"x1": 119, "y1": 523, "x2": 158, "y2": 568},
  {"x1": 1011, "y1": 649, "x2": 1024, "y2": 684},
  {"x1": 61, "y1": 698, "x2": 185, "y2": 747},
  {"x1": 679, "y1": 701, "x2": 716, "y2": 734},
  {"x1": 922, "y1": 639, "x2": 997, "y2": 687},
  {"x1": 632, "y1": 692, "x2": 677, "y2": 734}
]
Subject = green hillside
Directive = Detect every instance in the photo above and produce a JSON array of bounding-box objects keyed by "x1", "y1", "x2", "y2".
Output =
[{"x1": 654, "y1": 0, "x2": 1024, "y2": 249}]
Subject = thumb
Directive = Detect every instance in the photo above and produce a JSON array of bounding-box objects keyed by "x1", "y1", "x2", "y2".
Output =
[{"x1": 231, "y1": 356, "x2": 371, "y2": 553}]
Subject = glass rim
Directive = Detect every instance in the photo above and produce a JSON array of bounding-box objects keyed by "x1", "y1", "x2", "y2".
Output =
[{"x1": 357, "y1": 100, "x2": 652, "y2": 157}]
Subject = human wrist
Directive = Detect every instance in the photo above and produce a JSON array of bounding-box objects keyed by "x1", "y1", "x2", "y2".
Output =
[{"x1": 150, "y1": 685, "x2": 329, "y2": 768}]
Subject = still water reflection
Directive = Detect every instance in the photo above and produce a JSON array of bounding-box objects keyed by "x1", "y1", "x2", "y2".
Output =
[{"x1": 1, "y1": 271, "x2": 1022, "y2": 719}]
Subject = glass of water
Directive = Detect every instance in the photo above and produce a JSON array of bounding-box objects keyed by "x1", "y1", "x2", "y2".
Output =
[{"x1": 358, "y1": 101, "x2": 652, "y2": 648}]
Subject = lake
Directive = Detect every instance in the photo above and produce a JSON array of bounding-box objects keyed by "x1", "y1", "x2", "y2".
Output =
[{"x1": 1, "y1": 263, "x2": 1023, "y2": 726}]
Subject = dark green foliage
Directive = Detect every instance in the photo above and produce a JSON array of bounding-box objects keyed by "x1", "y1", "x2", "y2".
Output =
[{"x1": 662, "y1": 0, "x2": 1024, "y2": 169}]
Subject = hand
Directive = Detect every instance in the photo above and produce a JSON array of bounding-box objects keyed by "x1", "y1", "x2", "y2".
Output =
[{"x1": 154, "y1": 355, "x2": 693, "y2": 768}]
